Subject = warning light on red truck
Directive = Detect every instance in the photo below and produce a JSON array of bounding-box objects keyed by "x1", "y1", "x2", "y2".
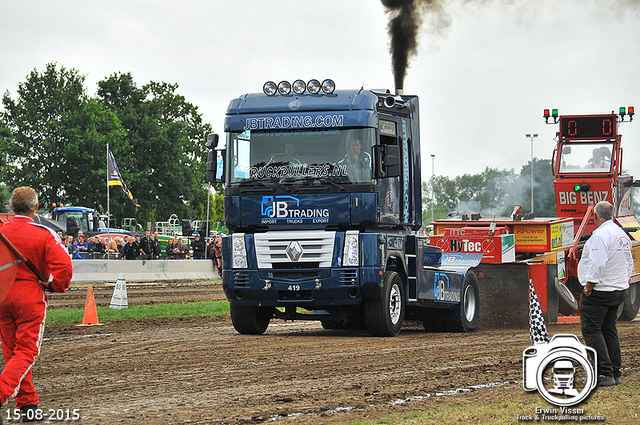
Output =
[
  {"x1": 619, "y1": 106, "x2": 635, "y2": 122},
  {"x1": 544, "y1": 108, "x2": 559, "y2": 124},
  {"x1": 573, "y1": 183, "x2": 591, "y2": 192}
]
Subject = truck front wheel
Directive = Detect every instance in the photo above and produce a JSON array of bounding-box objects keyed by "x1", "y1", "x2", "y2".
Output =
[
  {"x1": 364, "y1": 271, "x2": 405, "y2": 337},
  {"x1": 229, "y1": 301, "x2": 271, "y2": 334}
]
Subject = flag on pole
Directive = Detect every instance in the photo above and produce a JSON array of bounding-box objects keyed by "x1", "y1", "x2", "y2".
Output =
[
  {"x1": 107, "y1": 149, "x2": 140, "y2": 207},
  {"x1": 529, "y1": 279, "x2": 550, "y2": 345}
]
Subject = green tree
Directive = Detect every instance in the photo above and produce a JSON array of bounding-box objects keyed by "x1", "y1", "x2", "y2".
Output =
[
  {"x1": 424, "y1": 167, "x2": 518, "y2": 218},
  {"x1": 97, "y1": 73, "x2": 213, "y2": 223},
  {"x1": 421, "y1": 180, "x2": 452, "y2": 224},
  {"x1": 517, "y1": 158, "x2": 557, "y2": 216},
  {"x1": 0, "y1": 63, "x2": 125, "y2": 211},
  {"x1": 0, "y1": 183, "x2": 9, "y2": 213},
  {"x1": 423, "y1": 162, "x2": 556, "y2": 220},
  {"x1": 0, "y1": 125, "x2": 10, "y2": 211}
]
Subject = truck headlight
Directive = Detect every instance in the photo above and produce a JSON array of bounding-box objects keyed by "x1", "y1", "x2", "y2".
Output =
[
  {"x1": 232, "y1": 234, "x2": 248, "y2": 269},
  {"x1": 343, "y1": 231, "x2": 359, "y2": 267}
]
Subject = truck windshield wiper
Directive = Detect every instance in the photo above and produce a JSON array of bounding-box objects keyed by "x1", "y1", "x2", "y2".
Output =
[
  {"x1": 265, "y1": 178, "x2": 292, "y2": 192},
  {"x1": 301, "y1": 176, "x2": 347, "y2": 191},
  {"x1": 236, "y1": 179, "x2": 264, "y2": 187}
]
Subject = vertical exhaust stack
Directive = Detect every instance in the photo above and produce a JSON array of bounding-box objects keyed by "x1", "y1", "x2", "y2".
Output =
[{"x1": 381, "y1": 0, "x2": 452, "y2": 96}]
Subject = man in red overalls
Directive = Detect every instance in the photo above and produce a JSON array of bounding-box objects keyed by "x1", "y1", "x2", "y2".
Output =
[{"x1": 0, "y1": 187, "x2": 72, "y2": 422}]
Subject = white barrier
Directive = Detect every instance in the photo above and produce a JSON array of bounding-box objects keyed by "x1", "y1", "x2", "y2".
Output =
[{"x1": 71, "y1": 259, "x2": 218, "y2": 283}]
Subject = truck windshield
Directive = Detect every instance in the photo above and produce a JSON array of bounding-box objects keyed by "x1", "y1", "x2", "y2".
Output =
[
  {"x1": 58, "y1": 211, "x2": 89, "y2": 232},
  {"x1": 558, "y1": 142, "x2": 614, "y2": 174},
  {"x1": 226, "y1": 128, "x2": 375, "y2": 184}
]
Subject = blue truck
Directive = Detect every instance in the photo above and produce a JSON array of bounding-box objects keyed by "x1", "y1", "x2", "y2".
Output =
[
  {"x1": 51, "y1": 206, "x2": 131, "y2": 239},
  {"x1": 207, "y1": 81, "x2": 482, "y2": 336}
]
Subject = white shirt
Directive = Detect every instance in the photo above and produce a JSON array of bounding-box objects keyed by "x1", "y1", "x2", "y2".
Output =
[{"x1": 578, "y1": 220, "x2": 634, "y2": 291}]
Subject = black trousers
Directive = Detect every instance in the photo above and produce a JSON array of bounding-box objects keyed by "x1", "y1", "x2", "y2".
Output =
[{"x1": 580, "y1": 288, "x2": 627, "y2": 378}]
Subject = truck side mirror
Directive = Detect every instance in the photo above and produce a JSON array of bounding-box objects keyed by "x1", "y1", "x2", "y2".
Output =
[
  {"x1": 374, "y1": 144, "x2": 401, "y2": 178},
  {"x1": 66, "y1": 217, "x2": 79, "y2": 237},
  {"x1": 206, "y1": 150, "x2": 217, "y2": 183},
  {"x1": 206, "y1": 133, "x2": 219, "y2": 183},
  {"x1": 206, "y1": 133, "x2": 219, "y2": 149}
]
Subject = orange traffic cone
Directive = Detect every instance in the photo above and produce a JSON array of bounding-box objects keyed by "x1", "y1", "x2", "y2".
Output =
[{"x1": 77, "y1": 284, "x2": 103, "y2": 326}]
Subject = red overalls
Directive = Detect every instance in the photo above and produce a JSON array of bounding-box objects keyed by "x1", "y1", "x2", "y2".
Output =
[{"x1": 0, "y1": 216, "x2": 72, "y2": 408}]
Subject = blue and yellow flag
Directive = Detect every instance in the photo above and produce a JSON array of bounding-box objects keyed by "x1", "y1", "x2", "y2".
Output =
[{"x1": 107, "y1": 149, "x2": 140, "y2": 207}]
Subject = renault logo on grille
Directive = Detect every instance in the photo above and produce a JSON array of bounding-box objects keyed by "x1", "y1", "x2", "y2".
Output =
[{"x1": 286, "y1": 241, "x2": 303, "y2": 262}]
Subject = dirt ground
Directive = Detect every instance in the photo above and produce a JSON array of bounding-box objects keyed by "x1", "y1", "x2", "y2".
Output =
[{"x1": 2, "y1": 280, "x2": 638, "y2": 424}]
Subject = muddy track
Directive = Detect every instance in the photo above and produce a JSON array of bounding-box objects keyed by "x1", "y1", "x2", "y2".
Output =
[{"x1": 2, "y1": 281, "x2": 637, "y2": 424}]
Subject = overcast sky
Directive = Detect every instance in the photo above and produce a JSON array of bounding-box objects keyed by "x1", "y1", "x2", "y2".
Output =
[{"x1": 1, "y1": 0, "x2": 639, "y2": 181}]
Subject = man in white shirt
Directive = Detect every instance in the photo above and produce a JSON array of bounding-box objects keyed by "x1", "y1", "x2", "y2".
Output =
[{"x1": 578, "y1": 201, "x2": 634, "y2": 386}]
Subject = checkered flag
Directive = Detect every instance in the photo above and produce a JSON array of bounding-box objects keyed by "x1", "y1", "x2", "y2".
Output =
[{"x1": 529, "y1": 279, "x2": 550, "y2": 345}]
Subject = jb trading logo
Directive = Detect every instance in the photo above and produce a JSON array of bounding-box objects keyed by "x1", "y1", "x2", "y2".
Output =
[
  {"x1": 519, "y1": 334, "x2": 602, "y2": 421},
  {"x1": 261, "y1": 195, "x2": 300, "y2": 218},
  {"x1": 260, "y1": 196, "x2": 329, "y2": 223}
]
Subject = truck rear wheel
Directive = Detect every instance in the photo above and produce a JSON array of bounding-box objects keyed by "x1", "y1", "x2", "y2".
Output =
[
  {"x1": 618, "y1": 283, "x2": 640, "y2": 321},
  {"x1": 556, "y1": 277, "x2": 578, "y2": 316},
  {"x1": 448, "y1": 271, "x2": 480, "y2": 332},
  {"x1": 229, "y1": 301, "x2": 271, "y2": 334},
  {"x1": 364, "y1": 271, "x2": 405, "y2": 337}
]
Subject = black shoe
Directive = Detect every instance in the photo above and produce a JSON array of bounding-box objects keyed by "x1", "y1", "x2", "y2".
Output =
[
  {"x1": 615, "y1": 376, "x2": 622, "y2": 385},
  {"x1": 597, "y1": 375, "x2": 616, "y2": 387},
  {"x1": 21, "y1": 404, "x2": 38, "y2": 422}
]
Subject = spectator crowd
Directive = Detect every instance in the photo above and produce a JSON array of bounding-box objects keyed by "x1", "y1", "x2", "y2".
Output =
[{"x1": 58, "y1": 229, "x2": 223, "y2": 274}]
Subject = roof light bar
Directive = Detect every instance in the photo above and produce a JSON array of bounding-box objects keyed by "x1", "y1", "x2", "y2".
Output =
[
  {"x1": 307, "y1": 79, "x2": 321, "y2": 94},
  {"x1": 292, "y1": 79, "x2": 306, "y2": 94},
  {"x1": 278, "y1": 81, "x2": 291, "y2": 95},
  {"x1": 263, "y1": 79, "x2": 336, "y2": 96},
  {"x1": 321, "y1": 79, "x2": 335, "y2": 94},
  {"x1": 263, "y1": 81, "x2": 277, "y2": 96}
]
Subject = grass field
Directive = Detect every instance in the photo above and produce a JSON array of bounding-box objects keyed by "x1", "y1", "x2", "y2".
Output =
[
  {"x1": 46, "y1": 300, "x2": 230, "y2": 324},
  {"x1": 347, "y1": 384, "x2": 640, "y2": 424}
]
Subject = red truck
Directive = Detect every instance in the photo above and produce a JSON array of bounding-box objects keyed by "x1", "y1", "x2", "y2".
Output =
[{"x1": 431, "y1": 107, "x2": 639, "y2": 325}]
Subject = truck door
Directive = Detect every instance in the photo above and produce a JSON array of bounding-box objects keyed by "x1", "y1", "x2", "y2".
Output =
[{"x1": 378, "y1": 114, "x2": 414, "y2": 228}]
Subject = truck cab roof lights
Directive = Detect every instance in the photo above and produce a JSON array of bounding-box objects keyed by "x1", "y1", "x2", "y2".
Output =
[
  {"x1": 263, "y1": 81, "x2": 277, "y2": 96},
  {"x1": 263, "y1": 79, "x2": 336, "y2": 95},
  {"x1": 321, "y1": 79, "x2": 335, "y2": 94},
  {"x1": 278, "y1": 81, "x2": 291, "y2": 95},
  {"x1": 292, "y1": 79, "x2": 306, "y2": 94},
  {"x1": 307, "y1": 79, "x2": 321, "y2": 94},
  {"x1": 620, "y1": 106, "x2": 635, "y2": 122},
  {"x1": 544, "y1": 108, "x2": 559, "y2": 124}
]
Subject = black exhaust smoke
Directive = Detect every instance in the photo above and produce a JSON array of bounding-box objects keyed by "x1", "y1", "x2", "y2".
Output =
[{"x1": 381, "y1": 0, "x2": 449, "y2": 93}]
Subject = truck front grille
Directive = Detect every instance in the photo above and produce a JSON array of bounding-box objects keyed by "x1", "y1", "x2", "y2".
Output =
[{"x1": 254, "y1": 231, "x2": 335, "y2": 269}]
